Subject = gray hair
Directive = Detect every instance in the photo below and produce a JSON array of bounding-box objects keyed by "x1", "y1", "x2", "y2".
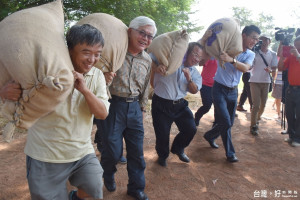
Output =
[{"x1": 129, "y1": 16, "x2": 157, "y2": 36}]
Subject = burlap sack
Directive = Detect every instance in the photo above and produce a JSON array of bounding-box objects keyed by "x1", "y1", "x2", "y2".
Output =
[
  {"x1": 77, "y1": 13, "x2": 128, "y2": 73},
  {"x1": 148, "y1": 30, "x2": 189, "y2": 76},
  {"x1": 0, "y1": 0, "x2": 74, "y2": 141},
  {"x1": 204, "y1": 18, "x2": 242, "y2": 67}
]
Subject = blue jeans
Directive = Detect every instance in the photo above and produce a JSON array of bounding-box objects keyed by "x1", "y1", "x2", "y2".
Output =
[
  {"x1": 204, "y1": 81, "x2": 238, "y2": 158},
  {"x1": 285, "y1": 86, "x2": 300, "y2": 143},
  {"x1": 98, "y1": 98, "x2": 146, "y2": 192},
  {"x1": 152, "y1": 94, "x2": 197, "y2": 159},
  {"x1": 195, "y1": 85, "x2": 213, "y2": 123}
]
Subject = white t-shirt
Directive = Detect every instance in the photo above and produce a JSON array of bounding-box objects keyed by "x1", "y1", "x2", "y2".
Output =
[
  {"x1": 24, "y1": 67, "x2": 110, "y2": 163},
  {"x1": 249, "y1": 49, "x2": 278, "y2": 83}
]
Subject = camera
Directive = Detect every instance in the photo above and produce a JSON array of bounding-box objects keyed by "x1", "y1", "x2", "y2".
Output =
[
  {"x1": 252, "y1": 40, "x2": 262, "y2": 52},
  {"x1": 275, "y1": 27, "x2": 295, "y2": 45}
]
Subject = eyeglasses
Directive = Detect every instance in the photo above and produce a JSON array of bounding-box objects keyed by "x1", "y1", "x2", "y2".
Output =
[
  {"x1": 248, "y1": 35, "x2": 260, "y2": 42},
  {"x1": 132, "y1": 28, "x2": 154, "y2": 40},
  {"x1": 191, "y1": 51, "x2": 202, "y2": 60}
]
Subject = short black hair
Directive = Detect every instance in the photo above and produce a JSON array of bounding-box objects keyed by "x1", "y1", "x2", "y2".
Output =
[
  {"x1": 186, "y1": 42, "x2": 203, "y2": 57},
  {"x1": 242, "y1": 25, "x2": 261, "y2": 36},
  {"x1": 66, "y1": 24, "x2": 104, "y2": 49}
]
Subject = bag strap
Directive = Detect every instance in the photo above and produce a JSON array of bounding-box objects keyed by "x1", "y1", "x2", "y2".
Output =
[
  {"x1": 258, "y1": 51, "x2": 272, "y2": 77},
  {"x1": 257, "y1": 51, "x2": 269, "y2": 67}
]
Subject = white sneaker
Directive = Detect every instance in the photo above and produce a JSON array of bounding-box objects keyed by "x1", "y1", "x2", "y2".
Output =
[
  {"x1": 291, "y1": 141, "x2": 300, "y2": 147},
  {"x1": 284, "y1": 138, "x2": 292, "y2": 143}
]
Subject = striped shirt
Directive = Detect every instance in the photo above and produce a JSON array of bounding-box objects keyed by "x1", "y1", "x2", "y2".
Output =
[{"x1": 109, "y1": 51, "x2": 152, "y2": 107}]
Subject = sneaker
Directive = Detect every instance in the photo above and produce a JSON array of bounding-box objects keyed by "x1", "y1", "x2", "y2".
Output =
[
  {"x1": 250, "y1": 125, "x2": 259, "y2": 136},
  {"x1": 237, "y1": 105, "x2": 247, "y2": 112},
  {"x1": 291, "y1": 141, "x2": 300, "y2": 147},
  {"x1": 119, "y1": 156, "x2": 127, "y2": 164},
  {"x1": 284, "y1": 138, "x2": 292, "y2": 144}
]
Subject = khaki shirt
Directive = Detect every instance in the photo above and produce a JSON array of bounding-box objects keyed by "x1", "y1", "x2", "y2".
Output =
[
  {"x1": 109, "y1": 51, "x2": 152, "y2": 108},
  {"x1": 24, "y1": 67, "x2": 110, "y2": 163}
]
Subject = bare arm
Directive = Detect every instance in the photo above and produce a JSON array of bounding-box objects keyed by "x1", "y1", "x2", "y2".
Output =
[
  {"x1": 182, "y1": 68, "x2": 198, "y2": 94},
  {"x1": 73, "y1": 71, "x2": 108, "y2": 119},
  {"x1": 277, "y1": 45, "x2": 285, "y2": 71},
  {"x1": 290, "y1": 46, "x2": 300, "y2": 63},
  {"x1": 197, "y1": 30, "x2": 212, "y2": 46},
  {"x1": 220, "y1": 51, "x2": 250, "y2": 73}
]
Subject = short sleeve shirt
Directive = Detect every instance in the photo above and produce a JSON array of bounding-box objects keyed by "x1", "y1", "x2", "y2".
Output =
[
  {"x1": 24, "y1": 67, "x2": 110, "y2": 163},
  {"x1": 214, "y1": 49, "x2": 255, "y2": 87}
]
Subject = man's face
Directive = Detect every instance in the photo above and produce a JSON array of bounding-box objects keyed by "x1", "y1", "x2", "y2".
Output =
[
  {"x1": 260, "y1": 37, "x2": 271, "y2": 50},
  {"x1": 243, "y1": 31, "x2": 260, "y2": 50},
  {"x1": 69, "y1": 43, "x2": 103, "y2": 74},
  {"x1": 186, "y1": 45, "x2": 203, "y2": 67},
  {"x1": 128, "y1": 25, "x2": 155, "y2": 54}
]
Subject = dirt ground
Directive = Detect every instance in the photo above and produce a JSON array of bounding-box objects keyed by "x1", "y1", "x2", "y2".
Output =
[{"x1": 0, "y1": 93, "x2": 299, "y2": 200}]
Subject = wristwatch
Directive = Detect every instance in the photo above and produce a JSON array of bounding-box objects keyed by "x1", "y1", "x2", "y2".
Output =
[{"x1": 231, "y1": 57, "x2": 237, "y2": 64}]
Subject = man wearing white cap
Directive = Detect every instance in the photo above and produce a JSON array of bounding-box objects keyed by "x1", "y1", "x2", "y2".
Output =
[{"x1": 249, "y1": 34, "x2": 278, "y2": 136}]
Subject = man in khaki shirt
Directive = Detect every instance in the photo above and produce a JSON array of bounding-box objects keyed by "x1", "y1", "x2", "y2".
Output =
[
  {"x1": 95, "y1": 16, "x2": 157, "y2": 200},
  {"x1": 23, "y1": 24, "x2": 109, "y2": 200}
]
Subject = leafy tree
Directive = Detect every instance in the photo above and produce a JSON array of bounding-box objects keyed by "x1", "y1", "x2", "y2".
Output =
[
  {"x1": 232, "y1": 7, "x2": 274, "y2": 36},
  {"x1": 0, "y1": 0, "x2": 202, "y2": 36}
]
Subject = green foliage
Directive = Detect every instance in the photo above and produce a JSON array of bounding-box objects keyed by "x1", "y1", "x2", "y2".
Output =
[{"x1": 0, "y1": 0, "x2": 202, "y2": 36}]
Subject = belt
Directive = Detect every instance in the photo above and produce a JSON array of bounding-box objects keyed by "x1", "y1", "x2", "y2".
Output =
[
  {"x1": 111, "y1": 95, "x2": 139, "y2": 102},
  {"x1": 153, "y1": 93, "x2": 184, "y2": 104},
  {"x1": 289, "y1": 85, "x2": 300, "y2": 89},
  {"x1": 215, "y1": 81, "x2": 237, "y2": 90}
]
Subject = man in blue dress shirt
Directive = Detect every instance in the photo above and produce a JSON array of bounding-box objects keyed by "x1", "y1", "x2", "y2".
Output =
[
  {"x1": 150, "y1": 42, "x2": 203, "y2": 167},
  {"x1": 203, "y1": 25, "x2": 261, "y2": 162}
]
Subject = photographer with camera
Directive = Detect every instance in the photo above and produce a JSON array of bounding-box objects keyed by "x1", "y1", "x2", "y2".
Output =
[
  {"x1": 276, "y1": 28, "x2": 298, "y2": 135},
  {"x1": 249, "y1": 34, "x2": 278, "y2": 136},
  {"x1": 278, "y1": 35, "x2": 300, "y2": 147}
]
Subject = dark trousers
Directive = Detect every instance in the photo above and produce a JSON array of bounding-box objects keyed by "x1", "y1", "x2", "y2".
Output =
[
  {"x1": 285, "y1": 86, "x2": 300, "y2": 143},
  {"x1": 98, "y1": 98, "x2": 145, "y2": 192},
  {"x1": 238, "y1": 72, "x2": 252, "y2": 108},
  {"x1": 204, "y1": 81, "x2": 237, "y2": 158},
  {"x1": 151, "y1": 94, "x2": 197, "y2": 159},
  {"x1": 94, "y1": 118, "x2": 124, "y2": 157},
  {"x1": 195, "y1": 84, "x2": 213, "y2": 122}
]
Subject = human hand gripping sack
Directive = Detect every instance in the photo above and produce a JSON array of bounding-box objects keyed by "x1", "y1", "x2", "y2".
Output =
[
  {"x1": 155, "y1": 64, "x2": 167, "y2": 76},
  {"x1": 73, "y1": 71, "x2": 88, "y2": 93}
]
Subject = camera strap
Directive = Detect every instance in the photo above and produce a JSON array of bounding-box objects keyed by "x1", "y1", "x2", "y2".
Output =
[
  {"x1": 258, "y1": 51, "x2": 273, "y2": 84},
  {"x1": 257, "y1": 51, "x2": 269, "y2": 67}
]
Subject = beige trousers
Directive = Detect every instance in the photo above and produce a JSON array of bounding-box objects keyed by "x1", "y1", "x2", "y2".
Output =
[{"x1": 250, "y1": 82, "x2": 270, "y2": 127}]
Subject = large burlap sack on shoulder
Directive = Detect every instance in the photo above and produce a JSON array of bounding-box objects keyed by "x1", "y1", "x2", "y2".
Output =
[
  {"x1": 204, "y1": 18, "x2": 242, "y2": 68},
  {"x1": 77, "y1": 13, "x2": 128, "y2": 73},
  {"x1": 0, "y1": 0, "x2": 74, "y2": 142},
  {"x1": 148, "y1": 30, "x2": 189, "y2": 76}
]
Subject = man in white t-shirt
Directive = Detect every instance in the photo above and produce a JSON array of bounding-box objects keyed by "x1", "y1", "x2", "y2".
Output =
[{"x1": 249, "y1": 34, "x2": 278, "y2": 136}]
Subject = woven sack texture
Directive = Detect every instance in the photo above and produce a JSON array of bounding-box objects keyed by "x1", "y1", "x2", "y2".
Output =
[
  {"x1": 77, "y1": 13, "x2": 128, "y2": 73},
  {"x1": 148, "y1": 30, "x2": 189, "y2": 76},
  {"x1": 0, "y1": 0, "x2": 74, "y2": 139}
]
